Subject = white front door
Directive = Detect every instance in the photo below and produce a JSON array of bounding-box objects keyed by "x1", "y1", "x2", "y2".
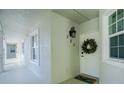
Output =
[
  {"x1": 0, "y1": 23, "x2": 4, "y2": 72},
  {"x1": 80, "y1": 32, "x2": 100, "y2": 77}
]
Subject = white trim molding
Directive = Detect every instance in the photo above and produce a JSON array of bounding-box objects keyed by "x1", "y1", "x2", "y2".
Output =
[
  {"x1": 29, "y1": 27, "x2": 40, "y2": 66},
  {"x1": 101, "y1": 9, "x2": 124, "y2": 68}
]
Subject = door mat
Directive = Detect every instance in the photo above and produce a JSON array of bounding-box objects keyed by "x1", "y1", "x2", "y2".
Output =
[{"x1": 75, "y1": 73, "x2": 98, "y2": 84}]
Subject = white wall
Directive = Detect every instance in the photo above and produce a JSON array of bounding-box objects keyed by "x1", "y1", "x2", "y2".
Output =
[
  {"x1": 78, "y1": 18, "x2": 100, "y2": 78},
  {"x1": 79, "y1": 18, "x2": 99, "y2": 34},
  {"x1": 0, "y1": 24, "x2": 3, "y2": 72},
  {"x1": 100, "y1": 9, "x2": 124, "y2": 83},
  {"x1": 51, "y1": 12, "x2": 80, "y2": 83},
  {"x1": 24, "y1": 10, "x2": 51, "y2": 83},
  {"x1": 24, "y1": 11, "x2": 80, "y2": 84}
]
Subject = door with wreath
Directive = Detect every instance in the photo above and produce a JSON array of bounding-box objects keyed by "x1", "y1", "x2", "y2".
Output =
[{"x1": 80, "y1": 32, "x2": 100, "y2": 78}]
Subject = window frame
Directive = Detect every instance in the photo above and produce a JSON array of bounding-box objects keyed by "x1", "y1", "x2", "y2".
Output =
[
  {"x1": 108, "y1": 9, "x2": 124, "y2": 63},
  {"x1": 31, "y1": 35, "x2": 38, "y2": 62},
  {"x1": 30, "y1": 28, "x2": 40, "y2": 65}
]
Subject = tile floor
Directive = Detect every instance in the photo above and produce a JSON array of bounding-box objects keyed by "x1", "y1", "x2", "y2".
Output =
[
  {"x1": 0, "y1": 65, "x2": 43, "y2": 84},
  {"x1": 0, "y1": 64, "x2": 98, "y2": 84}
]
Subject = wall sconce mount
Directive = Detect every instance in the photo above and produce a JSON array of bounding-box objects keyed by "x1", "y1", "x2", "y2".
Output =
[{"x1": 69, "y1": 26, "x2": 76, "y2": 38}]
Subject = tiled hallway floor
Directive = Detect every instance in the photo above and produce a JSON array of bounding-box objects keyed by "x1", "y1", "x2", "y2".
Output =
[
  {"x1": 0, "y1": 64, "x2": 98, "y2": 84},
  {"x1": 0, "y1": 66, "x2": 43, "y2": 84}
]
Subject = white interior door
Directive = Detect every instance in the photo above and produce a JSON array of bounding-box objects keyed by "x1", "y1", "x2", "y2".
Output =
[
  {"x1": 0, "y1": 23, "x2": 4, "y2": 72},
  {"x1": 80, "y1": 32, "x2": 100, "y2": 77}
]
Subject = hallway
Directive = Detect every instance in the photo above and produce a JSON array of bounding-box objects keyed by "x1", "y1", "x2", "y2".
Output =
[
  {"x1": 0, "y1": 9, "x2": 124, "y2": 84},
  {"x1": 0, "y1": 66, "x2": 43, "y2": 84}
]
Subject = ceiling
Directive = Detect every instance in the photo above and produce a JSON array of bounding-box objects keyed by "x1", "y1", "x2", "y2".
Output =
[
  {"x1": 0, "y1": 9, "x2": 99, "y2": 42},
  {"x1": 53, "y1": 9, "x2": 99, "y2": 24},
  {"x1": 0, "y1": 9, "x2": 46, "y2": 42}
]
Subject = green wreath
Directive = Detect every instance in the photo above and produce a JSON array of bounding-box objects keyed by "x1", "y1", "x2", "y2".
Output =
[{"x1": 81, "y1": 39, "x2": 97, "y2": 54}]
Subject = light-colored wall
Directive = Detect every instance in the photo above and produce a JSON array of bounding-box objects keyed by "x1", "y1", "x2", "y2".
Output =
[
  {"x1": 78, "y1": 18, "x2": 100, "y2": 78},
  {"x1": 24, "y1": 10, "x2": 51, "y2": 83},
  {"x1": 0, "y1": 24, "x2": 3, "y2": 72},
  {"x1": 79, "y1": 18, "x2": 99, "y2": 34},
  {"x1": 100, "y1": 9, "x2": 124, "y2": 83},
  {"x1": 51, "y1": 12, "x2": 80, "y2": 83}
]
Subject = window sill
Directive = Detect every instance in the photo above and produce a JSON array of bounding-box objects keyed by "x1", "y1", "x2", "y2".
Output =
[
  {"x1": 31, "y1": 60, "x2": 39, "y2": 66},
  {"x1": 104, "y1": 58, "x2": 124, "y2": 69}
]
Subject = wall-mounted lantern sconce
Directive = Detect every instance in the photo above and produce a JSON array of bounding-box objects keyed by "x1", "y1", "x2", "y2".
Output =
[
  {"x1": 67, "y1": 26, "x2": 76, "y2": 46},
  {"x1": 69, "y1": 26, "x2": 76, "y2": 38}
]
